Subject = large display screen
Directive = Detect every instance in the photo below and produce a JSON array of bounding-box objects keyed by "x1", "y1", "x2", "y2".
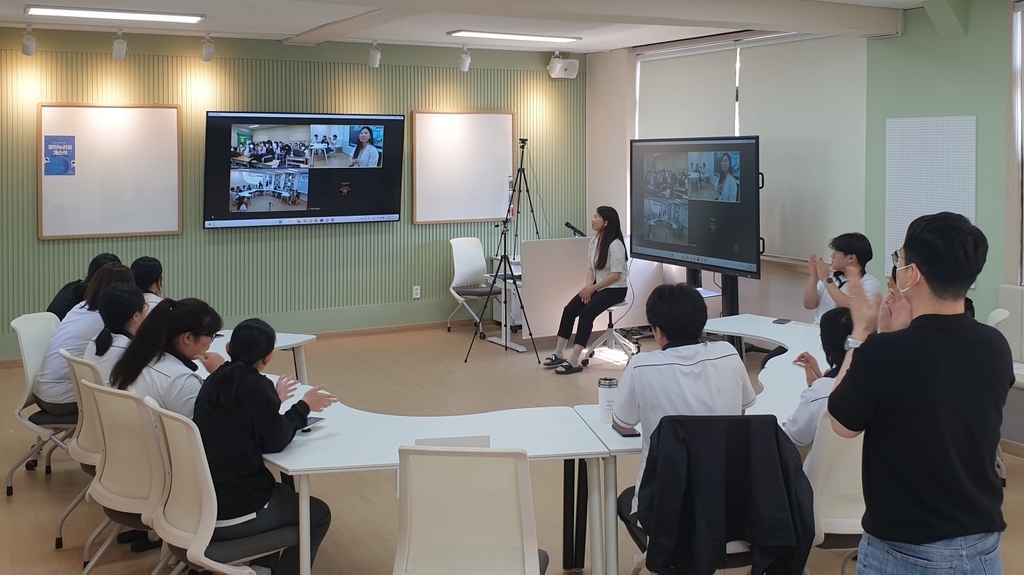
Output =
[
  {"x1": 203, "y1": 112, "x2": 405, "y2": 229},
  {"x1": 629, "y1": 136, "x2": 760, "y2": 278}
]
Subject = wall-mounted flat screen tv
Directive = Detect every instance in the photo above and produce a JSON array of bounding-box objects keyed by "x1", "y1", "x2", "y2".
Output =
[
  {"x1": 203, "y1": 112, "x2": 405, "y2": 229},
  {"x1": 629, "y1": 136, "x2": 760, "y2": 279}
]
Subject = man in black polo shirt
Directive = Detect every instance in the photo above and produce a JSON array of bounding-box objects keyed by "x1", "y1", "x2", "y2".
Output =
[{"x1": 828, "y1": 212, "x2": 1012, "y2": 574}]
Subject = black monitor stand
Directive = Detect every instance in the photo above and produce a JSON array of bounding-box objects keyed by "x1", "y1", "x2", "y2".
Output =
[{"x1": 687, "y1": 268, "x2": 743, "y2": 354}]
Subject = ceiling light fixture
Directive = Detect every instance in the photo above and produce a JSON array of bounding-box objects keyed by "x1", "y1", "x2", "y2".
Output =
[
  {"x1": 22, "y1": 24, "x2": 36, "y2": 56},
  {"x1": 112, "y1": 28, "x2": 127, "y2": 60},
  {"x1": 547, "y1": 50, "x2": 579, "y2": 79},
  {"x1": 200, "y1": 33, "x2": 215, "y2": 62},
  {"x1": 458, "y1": 45, "x2": 471, "y2": 72},
  {"x1": 368, "y1": 41, "x2": 381, "y2": 68},
  {"x1": 25, "y1": 5, "x2": 204, "y2": 24},
  {"x1": 448, "y1": 30, "x2": 580, "y2": 43}
]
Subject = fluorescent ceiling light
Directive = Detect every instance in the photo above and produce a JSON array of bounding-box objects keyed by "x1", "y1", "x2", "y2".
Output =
[
  {"x1": 26, "y1": 6, "x2": 204, "y2": 24},
  {"x1": 448, "y1": 30, "x2": 579, "y2": 43}
]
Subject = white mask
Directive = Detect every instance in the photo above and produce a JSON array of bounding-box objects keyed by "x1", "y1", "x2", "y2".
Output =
[{"x1": 894, "y1": 264, "x2": 919, "y2": 294}]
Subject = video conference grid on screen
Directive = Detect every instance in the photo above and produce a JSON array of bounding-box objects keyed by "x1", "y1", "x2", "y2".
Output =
[
  {"x1": 203, "y1": 112, "x2": 405, "y2": 229},
  {"x1": 630, "y1": 137, "x2": 760, "y2": 278}
]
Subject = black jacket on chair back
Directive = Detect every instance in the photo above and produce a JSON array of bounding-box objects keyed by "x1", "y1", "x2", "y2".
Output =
[{"x1": 638, "y1": 415, "x2": 814, "y2": 575}]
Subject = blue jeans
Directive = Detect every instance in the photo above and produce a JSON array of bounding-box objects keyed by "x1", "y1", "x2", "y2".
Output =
[{"x1": 858, "y1": 532, "x2": 1002, "y2": 575}]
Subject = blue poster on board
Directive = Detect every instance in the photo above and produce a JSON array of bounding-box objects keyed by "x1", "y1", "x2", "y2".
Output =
[{"x1": 43, "y1": 135, "x2": 75, "y2": 176}]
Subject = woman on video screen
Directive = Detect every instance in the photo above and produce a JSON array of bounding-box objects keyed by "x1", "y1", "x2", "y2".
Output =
[
  {"x1": 715, "y1": 153, "x2": 738, "y2": 202},
  {"x1": 349, "y1": 127, "x2": 380, "y2": 167}
]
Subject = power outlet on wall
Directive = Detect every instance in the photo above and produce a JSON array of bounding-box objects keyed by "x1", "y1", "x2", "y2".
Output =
[{"x1": 412, "y1": 285, "x2": 421, "y2": 299}]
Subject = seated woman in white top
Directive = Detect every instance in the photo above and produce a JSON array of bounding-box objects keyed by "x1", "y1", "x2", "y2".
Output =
[
  {"x1": 715, "y1": 153, "x2": 738, "y2": 202},
  {"x1": 348, "y1": 127, "x2": 380, "y2": 167},
  {"x1": 782, "y1": 306, "x2": 853, "y2": 450},
  {"x1": 131, "y1": 256, "x2": 164, "y2": 311},
  {"x1": 83, "y1": 284, "x2": 149, "y2": 385},
  {"x1": 110, "y1": 298, "x2": 224, "y2": 419},
  {"x1": 33, "y1": 263, "x2": 136, "y2": 415},
  {"x1": 544, "y1": 206, "x2": 629, "y2": 374}
]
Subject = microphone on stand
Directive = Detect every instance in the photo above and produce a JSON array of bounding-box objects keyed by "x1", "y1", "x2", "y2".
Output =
[{"x1": 565, "y1": 222, "x2": 586, "y2": 237}]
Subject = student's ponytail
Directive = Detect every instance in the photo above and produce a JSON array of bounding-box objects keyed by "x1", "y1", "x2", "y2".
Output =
[
  {"x1": 207, "y1": 318, "x2": 276, "y2": 410},
  {"x1": 94, "y1": 284, "x2": 145, "y2": 357},
  {"x1": 111, "y1": 297, "x2": 222, "y2": 390}
]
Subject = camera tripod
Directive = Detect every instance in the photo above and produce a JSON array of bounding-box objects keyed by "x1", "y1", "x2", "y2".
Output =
[{"x1": 465, "y1": 139, "x2": 540, "y2": 362}]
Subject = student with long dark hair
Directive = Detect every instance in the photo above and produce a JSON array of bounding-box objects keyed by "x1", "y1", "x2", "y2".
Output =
[
  {"x1": 34, "y1": 263, "x2": 135, "y2": 415},
  {"x1": 783, "y1": 307, "x2": 853, "y2": 449},
  {"x1": 130, "y1": 256, "x2": 164, "y2": 310},
  {"x1": 47, "y1": 253, "x2": 121, "y2": 320},
  {"x1": 110, "y1": 298, "x2": 224, "y2": 418},
  {"x1": 545, "y1": 206, "x2": 629, "y2": 374},
  {"x1": 194, "y1": 319, "x2": 336, "y2": 575},
  {"x1": 83, "y1": 284, "x2": 149, "y2": 385}
]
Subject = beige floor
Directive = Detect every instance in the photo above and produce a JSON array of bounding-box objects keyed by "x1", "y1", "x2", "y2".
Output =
[{"x1": 1, "y1": 323, "x2": 1021, "y2": 574}]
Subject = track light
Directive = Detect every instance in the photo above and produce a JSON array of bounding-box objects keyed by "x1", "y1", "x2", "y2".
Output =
[
  {"x1": 22, "y1": 24, "x2": 36, "y2": 56},
  {"x1": 458, "y1": 45, "x2": 471, "y2": 73},
  {"x1": 548, "y1": 51, "x2": 562, "y2": 75},
  {"x1": 200, "y1": 33, "x2": 215, "y2": 62},
  {"x1": 368, "y1": 41, "x2": 381, "y2": 68},
  {"x1": 112, "y1": 28, "x2": 127, "y2": 60}
]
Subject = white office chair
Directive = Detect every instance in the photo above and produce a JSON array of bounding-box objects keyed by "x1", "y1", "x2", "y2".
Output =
[
  {"x1": 986, "y1": 308, "x2": 1010, "y2": 328},
  {"x1": 448, "y1": 237, "x2": 502, "y2": 337},
  {"x1": 54, "y1": 350, "x2": 105, "y2": 551},
  {"x1": 985, "y1": 308, "x2": 1011, "y2": 485},
  {"x1": 581, "y1": 301, "x2": 636, "y2": 366},
  {"x1": 394, "y1": 446, "x2": 549, "y2": 575},
  {"x1": 7, "y1": 312, "x2": 75, "y2": 497},
  {"x1": 802, "y1": 412, "x2": 865, "y2": 575},
  {"x1": 147, "y1": 398, "x2": 295, "y2": 575},
  {"x1": 82, "y1": 380, "x2": 168, "y2": 575}
]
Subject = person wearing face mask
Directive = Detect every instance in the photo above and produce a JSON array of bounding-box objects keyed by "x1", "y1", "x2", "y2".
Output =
[{"x1": 828, "y1": 212, "x2": 1012, "y2": 575}]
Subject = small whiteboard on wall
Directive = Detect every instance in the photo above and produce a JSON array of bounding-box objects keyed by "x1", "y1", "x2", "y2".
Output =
[
  {"x1": 412, "y1": 110, "x2": 514, "y2": 224},
  {"x1": 38, "y1": 104, "x2": 182, "y2": 239},
  {"x1": 884, "y1": 116, "x2": 976, "y2": 274}
]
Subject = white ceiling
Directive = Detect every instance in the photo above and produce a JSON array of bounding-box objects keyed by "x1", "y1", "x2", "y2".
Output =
[{"x1": 1, "y1": 0, "x2": 906, "y2": 53}]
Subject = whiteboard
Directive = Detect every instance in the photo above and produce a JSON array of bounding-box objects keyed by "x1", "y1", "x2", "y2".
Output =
[
  {"x1": 884, "y1": 116, "x2": 976, "y2": 274},
  {"x1": 38, "y1": 104, "x2": 182, "y2": 239},
  {"x1": 412, "y1": 111, "x2": 514, "y2": 224}
]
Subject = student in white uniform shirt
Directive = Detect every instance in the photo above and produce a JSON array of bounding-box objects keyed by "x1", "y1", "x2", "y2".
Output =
[
  {"x1": 783, "y1": 307, "x2": 853, "y2": 451},
  {"x1": 131, "y1": 256, "x2": 164, "y2": 311},
  {"x1": 544, "y1": 206, "x2": 629, "y2": 374},
  {"x1": 33, "y1": 263, "x2": 136, "y2": 415},
  {"x1": 110, "y1": 298, "x2": 225, "y2": 419},
  {"x1": 611, "y1": 283, "x2": 756, "y2": 551},
  {"x1": 804, "y1": 232, "x2": 882, "y2": 325},
  {"x1": 82, "y1": 284, "x2": 149, "y2": 385}
]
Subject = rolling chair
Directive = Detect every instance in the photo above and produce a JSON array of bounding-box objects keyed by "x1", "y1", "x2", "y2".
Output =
[
  {"x1": 448, "y1": 237, "x2": 502, "y2": 338},
  {"x1": 395, "y1": 446, "x2": 548, "y2": 575},
  {"x1": 802, "y1": 412, "x2": 865, "y2": 575},
  {"x1": 581, "y1": 301, "x2": 636, "y2": 367},
  {"x1": 7, "y1": 312, "x2": 75, "y2": 496}
]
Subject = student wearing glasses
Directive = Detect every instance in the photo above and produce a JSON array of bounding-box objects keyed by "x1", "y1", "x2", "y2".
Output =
[
  {"x1": 803, "y1": 232, "x2": 882, "y2": 325},
  {"x1": 829, "y1": 212, "x2": 1011, "y2": 575},
  {"x1": 110, "y1": 298, "x2": 224, "y2": 418}
]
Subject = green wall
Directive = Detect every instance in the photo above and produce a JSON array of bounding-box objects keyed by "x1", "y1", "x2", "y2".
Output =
[
  {"x1": 0, "y1": 29, "x2": 587, "y2": 360},
  {"x1": 865, "y1": 0, "x2": 1012, "y2": 316}
]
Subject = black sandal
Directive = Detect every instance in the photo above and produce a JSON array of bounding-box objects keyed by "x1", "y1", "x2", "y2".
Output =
[
  {"x1": 543, "y1": 354, "x2": 565, "y2": 368},
  {"x1": 554, "y1": 363, "x2": 584, "y2": 375}
]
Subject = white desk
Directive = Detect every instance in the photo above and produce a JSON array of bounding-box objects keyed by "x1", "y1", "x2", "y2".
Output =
[
  {"x1": 264, "y1": 399, "x2": 611, "y2": 575},
  {"x1": 209, "y1": 330, "x2": 316, "y2": 383},
  {"x1": 705, "y1": 314, "x2": 825, "y2": 418},
  {"x1": 578, "y1": 313, "x2": 825, "y2": 572}
]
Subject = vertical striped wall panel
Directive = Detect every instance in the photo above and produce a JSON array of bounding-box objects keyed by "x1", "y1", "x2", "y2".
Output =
[{"x1": 0, "y1": 48, "x2": 586, "y2": 345}]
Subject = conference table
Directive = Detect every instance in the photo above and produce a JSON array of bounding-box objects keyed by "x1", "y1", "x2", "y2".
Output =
[
  {"x1": 263, "y1": 401, "x2": 612, "y2": 575},
  {"x1": 252, "y1": 315, "x2": 822, "y2": 575},
  {"x1": 572, "y1": 314, "x2": 825, "y2": 574}
]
